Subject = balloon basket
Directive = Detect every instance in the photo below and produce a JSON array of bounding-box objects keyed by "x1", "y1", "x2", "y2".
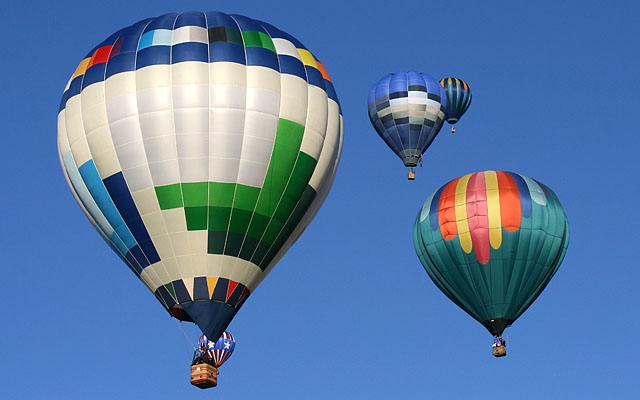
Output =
[
  {"x1": 408, "y1": 168, "x2": 416, "y2": 180},
  {"x1": 190, "y1": 364, "x2": 218, "y2": 389},
  {"x1": 492, "y1": 345, "x2": 507, "y2": 358}
]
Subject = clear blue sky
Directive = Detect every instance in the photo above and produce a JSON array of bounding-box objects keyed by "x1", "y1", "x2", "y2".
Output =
[{"x1": 2, "y1": 0, "x2": 638, "y2": 398}]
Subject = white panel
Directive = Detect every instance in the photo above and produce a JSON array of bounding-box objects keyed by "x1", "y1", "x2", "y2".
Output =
[
  {"x1": 80, "y1": 83, "x2": 108, "y2": 133},
  {"x1": 246, "y1": 87, "x2": 280, "y2": 115},
  {"x1": 246, "y1": 66, "x2": 280, "y2": 92},
  {"x1": 137, "y1": 87, "x2": 172, "y2": 114},
  {"x1": 143, "y1": 135, "x2": 178, "y2": 163},
  {"x1": 191, "y1": 254, "x2": 208, "y2": 278},
  {"x1": 210, "y1": 85, "x2": 246, "y2": 110},
  {"x1": 70, "y1": 139, "x2": 92, "y2": 166},
  {"x1": 176, "y1": 255, "x2": 195, "y2": 282},
  {"x1": 148, "y1": 159, "x2": 180, "y2": 186},
  {"x1": 115, "y1": 140, "x2": 147, "y2": 170},
  {"x1": 105, "y1": 71, "x2": 136, "y2": 100},
  {"x1": 305, "y1": 86, "x2": 329, "y2": 138},
  {"x1": 86, "y1": 125, "x2": 114, "y2": 155},
  {"x1": 64, "y1": 96, "x2": 84, "y2": 144},
  {"x1": 171, "y1": 26, "x2": 191, "y2": 45},
  {"x1": 205, "y1": 255, "x2": 223, "y2": 281},
  {"x1": 122, "y1": 164, "x2": 154, "y2": 192},
  {"x1": 210, "y1": 62, "x2": 246, "y2": 86},
  {"x1": 109, "y1": 117, "x2": 141, "y2": 147},
  {"x1": 299, "y1": 128, "x2": 324, "y2": 160},
  {"x1": 153, "y1": 234, "x2": 175, "y2": 259},
  {"x1": 131, "y1": 187, "x2": 161, "y2": 215},
  {"x1": 228, "y1": 258, "x2": 262, "y2": 289},
  {"x1": 92, "y1": 149, "x2": 121, "y2": 178},
  {"x1": 272, "y1": 38, "x2": 302, "y2": 60},
  {"x1": 279, "y1": 75, "x2": 308, "y2": 125},
  {"x1": 189, "y1": 26, "x2": 208, "y2": 43},
  {"x1": 169, "y1": 232, "x2": 190, "y2": 256},
  {"x1": 239, "y1": 135, "x2": 273, "y2": 165},
  {"x1": 162, "y1": 257, "x2": 182, "y2": 283},
  {"x1": 176, "y1": 133, "x2": 209, "y2": 158},
  {"x1": 57, "y1": 112, "x2": 70, "y2": 155},
  {"x1": 210, "y1": 108, "x2": 245, "y2": 134},
  {"x1": 141, "y1": 211, "x2": 169, "y2": 237},
  {"x1": 178, "y1": 157, "x2": 208, "y2": 182},
  {"x1": 188, "y1": 230, "x2": 208, "y2": 254},
  {"x1": 209, "y1": 158, "x2": 240, "y2": 183},
  {"x1": 140, "y1": 266, "x2": 162, "y2": 292},
  {"x1": 172, "y1": 62, "x2": 208, "y2": 85},
  {"x1": 172, "y1": 84, "x2": 209, "y2": 109},
  {"x1": 237, "y1": 160, "x2": 268, "y2": 188},
  {"x1": 243, "y1": 111, "x2": 278, "y2": 141},
  {"x1": 139, "y1": 110, "x2": 175, "y2": 139},
  {"x1": 309, "y1": 100, "x2": 340, "y2": 191},
  {"x1": 209, "y1": 133, "x2": 243, "y2": 159},
  {"x1": 174, "y1": 108, "x2": 208, "y2": 134},
  {"x1": 163, "y1": 208, "x2": 187, "y2": 233},
  {"x1": 135, "y1": 65, "x2": 171, "y2": 90}
]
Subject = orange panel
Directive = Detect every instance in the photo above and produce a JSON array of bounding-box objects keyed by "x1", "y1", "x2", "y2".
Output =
[
  {"x1": 496, "y1": 171, "x2": 521, "y2": 232},
  {"x1": 438, "y1": 178, "x2": 460, "y2": 240}
]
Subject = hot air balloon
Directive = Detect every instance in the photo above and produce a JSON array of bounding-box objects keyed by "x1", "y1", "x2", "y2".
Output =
[
  {"x1": 211, "y1": 331, "x2": 236, "y2": 367},
  {"x1": 439, "y1": 77, "x2": 471, "y2": 133},
  {"x1": 413, "y1": 171, "x2": 569, "y2": 357},
  {"x1": 191, "y1": 332, "x2": 235, "y2": 388},
  {"x1": 368, "y1": 72, "x2": 447, "y2": 180},
  {"x1": 57, "y1": 11, "x2": 343, "y2": 354}
]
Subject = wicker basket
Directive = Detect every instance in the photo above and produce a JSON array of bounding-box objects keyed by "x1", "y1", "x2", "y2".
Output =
[
  {"x1": 190, "y1": 363, "x2": 218, "y2": 389},
  {"x1": 492, "y1": 345, "x2": 507, "y2": 358}
]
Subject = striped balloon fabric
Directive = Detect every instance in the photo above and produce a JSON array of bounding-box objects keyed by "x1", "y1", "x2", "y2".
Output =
[
  {"x1": 439, "y1": 77, "x2": 471, "y2": 125},
  {"x1": 413, "y1": 171, "x2": 569, "y2": 336},
  {"x1": 58, "y1": 11, "x2": 343, "y2": 341},
  {"x1": 212, "y1": 331, "x2": 236, "y2": 367},
  {"x1": 368, "y1": 72, "x2": 447, "y2": 167}
]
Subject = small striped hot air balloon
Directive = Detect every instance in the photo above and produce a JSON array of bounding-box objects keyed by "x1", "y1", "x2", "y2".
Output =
[
  {"x1": 368, "y1": 72, "x2": 448, "y2": 180},
  {"x1": 413, "y1": 171, "x2": 569, "y2": 357},
  {"x1": 439, "y1": 77, "x2": 472, "y2": 133}
]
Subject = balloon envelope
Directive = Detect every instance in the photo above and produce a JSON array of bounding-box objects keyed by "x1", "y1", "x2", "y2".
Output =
[
  {"x1": 413, "y1": 171, "x2": 569, "y2": 335},
  {"x1": 439, "y1": 77, "x2": 472, "y2": 125},
  {"x1": 368, "y1": 72, "x2": 447, "y2": 167},
  {"x1": 211, "y1": 331, "x2": 236, "y2": 367},
  {"x1": 58, "y1": 11, "x2": 343, "y2": 341}
]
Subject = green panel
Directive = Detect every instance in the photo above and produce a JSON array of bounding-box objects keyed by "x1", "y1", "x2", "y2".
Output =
[
  {"x1": 185, "y1": 206, "x2": 208, "y2": 231},
  {"x1": 242, "y1": 30, "x2": 262, "y2": 48},
  {"x1": 255, "y1": 118, "x2": 305, "y2": 217},
  {"x1": 234, "y1": 185, "x2": 260, "y2": 211},
  {"x1": 207, "y1": 230, "x2": 226, "y2": 254},
  {"x1": 155, "y1": 184, "x2": 183, "y2": 210},
  {"x1": 209, "y1": 182, "x2": 235, "y2": 207},
  {"x1": 257, "y1": 31, "x2": 276, "y2": 52},
  {"x1": 246, "y1": 213, "x2": 271, "y2": 239},
  {"x1": 209, "y1": 206, "x2": 231, "y2": 231},
  {"x1": 273, "y1": 152, "x2": 317, "y2": 222},
  {"x1": 164, "y1": 283, "x2": 176, "y2": 300},
  {"x1": 225, "y1": 27, "x2": 243, "y2": 45},
  {"x1": 224, "y1": 231, "x2": 244, "y2": 257},
  {"x1": 228, "y1": 208, "x2": 253, "y2": 234},
  {"x1": 262, "y1": 219, "x2": 284, "y2": 244},
  {"x1": 182, "y1": 182, "x2": 208, "y2": 207}
]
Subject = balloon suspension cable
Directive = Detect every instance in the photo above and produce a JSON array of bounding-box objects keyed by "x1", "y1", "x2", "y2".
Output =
[{"x1": 176, "y1": 319, "x2": 197, "y2": 355}]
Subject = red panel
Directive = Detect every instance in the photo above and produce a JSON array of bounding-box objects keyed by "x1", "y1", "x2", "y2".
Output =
[
  {"x1": 87, "y1": 45, "x2": 113, "y2": 68},
  {"x1": 466, "y1": 172, "x2": 490, "y2": 264},
  {"x1": 226, "y1": 280, "x2": 239, "y2": 302}
]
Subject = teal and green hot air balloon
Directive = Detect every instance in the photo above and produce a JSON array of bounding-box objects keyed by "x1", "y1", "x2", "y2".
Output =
[
  {"x1": 413, "y1": 171, "x2": 569, "y2": 357},
  {"x1": 439, "y1": 77, "x2": 471, "y2": 133}
]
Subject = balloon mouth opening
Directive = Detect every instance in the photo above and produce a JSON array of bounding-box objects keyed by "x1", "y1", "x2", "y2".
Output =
[
  {"x1": 447, "y1": 118, "x2": 459, "y2": 124},
  {"x1": 481, "y1": 318, "x2": 514, "y2": 336},
  {"x1": 402, "y1": 155, "x2": 420, "y2": 167}
]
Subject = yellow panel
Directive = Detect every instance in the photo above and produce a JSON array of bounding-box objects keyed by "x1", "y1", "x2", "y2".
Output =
[
  {"x1": 484, "y1": 171, "x2": 503, "y2": 249},
  {"x1": 454, "y1": 173, "x2": 473, "y2": 253},
  {"x1": 207, "y1": 277, "x2": 219, "y2": 299},
  {"x1": 71, "y1": 58, "x2": 91, "y2": 80},
  {"x1": 297, "y1": 49, "x2": 318, "y2": 69}
]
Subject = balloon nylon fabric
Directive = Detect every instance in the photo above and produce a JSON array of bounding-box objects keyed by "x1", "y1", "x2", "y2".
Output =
[
  {"x1": 211, "y1": 331, "x2": 235, "y2": 367},
  {"x1": 439, "y1": 77, "x2": 471, "y2": 124},
  {"x1": 368, "y1": 72, "x2": 447, "y2": 167},
  {"x1": 413, "y1": 171, "x2": 569, "y2": 335},
  {"x1": 57, "y1": 11, "x2": 343, "y2": 340}
]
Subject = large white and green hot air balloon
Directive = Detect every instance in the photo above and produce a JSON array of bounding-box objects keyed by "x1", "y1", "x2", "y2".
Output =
[{"x1": 57, "y1": 11, "x2": 343, "y2": 341}]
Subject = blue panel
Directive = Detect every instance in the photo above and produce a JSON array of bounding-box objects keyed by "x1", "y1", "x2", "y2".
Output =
[
  {"x1": 156, "y1": 286, "x2": 177, "y2": 307},
  {"x1": 102, "y1": 172, "x2": 160, "y2": 264},
  {"x1": 230, "y1": 14, "x2": 263, "y2": 32},
  {"x1": 138, "y1": 31, "x2": 154, "y2": 50},
  {"x1": 226, "y1": 283, "x2": 244, "y2": 307},
  {"x1": 145, "y1": 13, "x2": 178, "y2": 31},
  {"x1": 211, "y1": 278, "x2": 229, "y2": 302},
  {"x1": 193, "y1": 277, "x2": 209, "y2": 300},
  {"x1": 325, "y1": 80, "x2": 339, "y2": 104},
  {"x1": 152, "y1": 30, "x2": 173, "y2": 46},
  {"x1": 172, "y1": 42, "x2": 209, "y2": 63},
  {"x1": 173, "y1": 280, "x2": 192, "y2": 303},
  {"x1": 105, "y1": 53, "x2": 136, "y2": 78},
  {"x1": 429, "y1": 185, "x2": 445, "y2": 231},
  {"x1": 305, "y1": 66, "x2": 325, "y2": 89},
  {"x1": 509, "y1": 172, "x2": 532, "y2": 218},
  {"x1": 181, "y1": 300, "x2": 238, "y2": 341},
  {"x1": 109, "y1": 230, "x2": 130, "y2": 257},
  {"x1": 136, "y1": 46, "x2": 170, "y2": 69},
  {"x1": 124, "y1": 246, "x2": 146, "y2": 273},
  {"x1": 278, "y1": 55, "x2": 306, "y2": 80},
  {"x1": 85, "y1": 31, "x2": 120, "y2": 58},
  {"x1": 245, "y1": 47, "x2": 279, "y2": 70},
  {"x1": 205, "y1": 11, "x2": 238, "y2": 28},
  {"x1": 175, "y1": 11, "x2": 206, "y2": 28},
  {"x1": 82, "y1": 63, "x2": 106, "y2": 89},
  {"x1": 209, "y1": 42, "x2": 246, "y2": 64},
  {"x1": 78, "y1": 161, "x2": 138, "y2": 252}
]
